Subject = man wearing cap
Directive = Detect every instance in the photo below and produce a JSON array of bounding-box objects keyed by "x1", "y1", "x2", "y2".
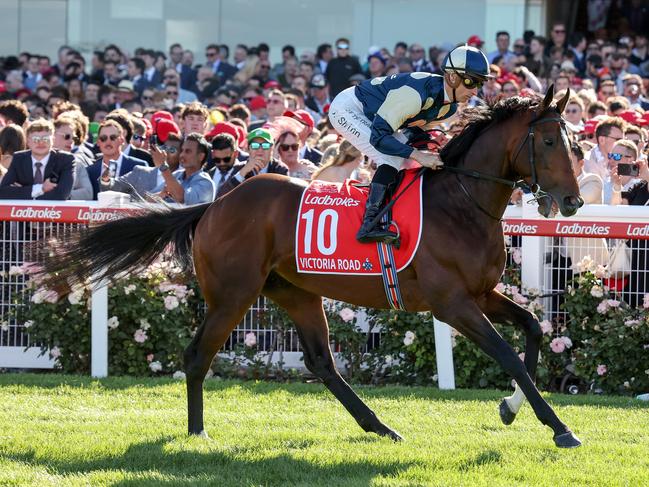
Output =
[
  {"x1": 305, "y1": 74, "x2": 330, "y2": 118},
  {"x1": 325, "y1": 38, "x2": 362, "y2": 98},
  {"x1": 329, "y1": 45, "x2": 491, "y2": 245},
  {"x1": 216, "y1": 128, "x2": 288, "y2": 197}
]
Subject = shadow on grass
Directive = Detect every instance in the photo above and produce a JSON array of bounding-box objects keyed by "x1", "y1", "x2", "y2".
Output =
[
  {"x1": 2, "y1": 373, "x2": 648, "y2": 411},
  {"x1": 1, "y1": 436, "x2": 417, "y2": 486}
]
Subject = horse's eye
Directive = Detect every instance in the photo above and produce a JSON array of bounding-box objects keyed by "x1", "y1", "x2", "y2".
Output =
[{"x1": 544, "y1": 139, "x2": 553, "y2": 146}]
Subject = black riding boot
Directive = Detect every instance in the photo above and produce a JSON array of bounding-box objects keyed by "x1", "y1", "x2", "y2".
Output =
[{"x1": 356, "y1": 165, "x2": 399, "y2": 245}]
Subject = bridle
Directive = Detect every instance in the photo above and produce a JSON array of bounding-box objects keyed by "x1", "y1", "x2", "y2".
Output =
[{"x1": 444, "y1": 112, "x2": 566, "y2": 221}]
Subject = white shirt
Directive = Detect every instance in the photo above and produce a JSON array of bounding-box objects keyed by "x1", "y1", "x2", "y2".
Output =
[
  {"x1": 144, "y1": 67, "x2": 156, "y2": 82},
  {"x1": 212, "y1": 166, "x2": 238, "y2": 188},
  {"x1": 31, "y1": 152, "x2": 51, "y2": 198}
]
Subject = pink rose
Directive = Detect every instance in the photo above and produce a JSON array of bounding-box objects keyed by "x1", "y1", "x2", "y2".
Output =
[
  {"x1": 644, "y1": 294, "x2": 649, "y2": 309},
  {"x1": 560, "y1": 336, "x2": 572, "y2": 349},
  {"x1": 146, "y1": 354, "x2": 154, "y2": 363},
  {"x1": 550, "y1": 338, "x2": 566, "y2": 353},
  {"x1": 597, "y1": 300, "x2": 609, "y2": 314},
  {"x1": 244, "y1": 332, "x2": 257, "y2": 347},
  {"x1": 495, "y1": 282, "x2": 506, "y2": 293},
  {"x1": 50, "y1": 346, "x2": 61, "y2": 359},
  {"x1": 597, "y1": 364, "x2": 607, "y2": 376},
  {"x1": 134, "y1": 329, "x2": 148, "y2": 343},
  {"x1": 513, "y1": 293, "x2": 528, "y2": 305},
  {"x1": 338, "y1": 307, "x2": 356, "y2": 322},
  {"x1": 540, "y1": 320, "x2": 553, "y2": 335}
]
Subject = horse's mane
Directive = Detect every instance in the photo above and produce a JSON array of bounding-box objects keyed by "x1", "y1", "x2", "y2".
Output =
[{"x1": 440, "y1": 96, "x2": 543, "y2": 167}]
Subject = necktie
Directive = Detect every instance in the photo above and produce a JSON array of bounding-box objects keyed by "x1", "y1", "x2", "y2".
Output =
[{"x1": 34, "y1": 162, "x2": 43, "y2": 184}]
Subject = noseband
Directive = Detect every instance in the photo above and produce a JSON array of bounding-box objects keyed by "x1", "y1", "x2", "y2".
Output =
[{"x1": 444, "y1": 113, "x2": 566, "y2": 220}]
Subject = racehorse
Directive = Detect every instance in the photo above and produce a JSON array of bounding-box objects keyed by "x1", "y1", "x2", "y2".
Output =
[{"x1": 40, "y1": 86, "x2": 584, "y2": 448}]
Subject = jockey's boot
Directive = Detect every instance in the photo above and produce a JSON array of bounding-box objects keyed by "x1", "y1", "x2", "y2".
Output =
[{"x1": 356, "y1": 164, "x2": 399, "y2": 245}]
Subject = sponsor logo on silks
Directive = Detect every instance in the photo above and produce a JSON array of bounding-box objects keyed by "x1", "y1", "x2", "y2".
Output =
[
  {"x1": 10, "y1": 207, "x2": 62, "y2": 220},
  {"x1": 304, "y1": 194, "x2": 360, "y2": 207},
  {"x1": 554, "y1": 222, "x2": 610, "y2": 236},
  {"x1": 502, "y1": 221, "x2": 539, "y2": 234}
]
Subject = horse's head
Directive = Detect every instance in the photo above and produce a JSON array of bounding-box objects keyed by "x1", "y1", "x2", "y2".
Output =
[{"x1": 513, "y1": 85, "x2": 583, "y2": 217}]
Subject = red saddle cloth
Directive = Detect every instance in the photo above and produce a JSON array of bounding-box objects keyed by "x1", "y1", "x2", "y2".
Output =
[{"x1": 296, "y1": 169, "x2": 423, "y2": 275}]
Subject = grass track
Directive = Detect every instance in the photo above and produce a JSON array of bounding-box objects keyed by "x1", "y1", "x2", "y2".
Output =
[{"x1": 1, "y1": 373, "x2": 648, "y2": 486}]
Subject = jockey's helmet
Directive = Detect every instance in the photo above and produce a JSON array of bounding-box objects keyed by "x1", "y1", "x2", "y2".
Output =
[{"x1": 442, "y1": 45, "x2": 492, "y2": 80}]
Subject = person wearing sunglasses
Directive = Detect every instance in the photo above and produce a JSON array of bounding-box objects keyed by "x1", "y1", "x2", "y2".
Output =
[
  {"x1": 87, "y1": 120, "x2": 146, "y2": 199},
  {"x1": 608, "y1": 139, "x2": 645, "y2": 205},
  {"x1": 52, "y1": 116, "x2": 93, "y2": 201},
  {"x1": 208, "y1": 133, "x2": 243, "y2": 196},
  {"x1": 329, "y1": 44, "x2": 492, "y2": 245},
  {"x1": 584, "y1": 116, "x2": 626, "y2": 181},
  {"x1": 0, "y1": 118, "x2": 74, "y2": 201},
  {"x1": 216, "y1": 128, "x2": 288, "y2": 198},
  {"x1": 275, "y1": 130, "x2": 316, "y2": 180},
  {"x1": 325, "y1": 37, "x2": 363, "y2": 98}
]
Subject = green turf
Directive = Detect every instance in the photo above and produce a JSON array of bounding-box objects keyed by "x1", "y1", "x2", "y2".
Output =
[{"x1": 1, "y1": 373, "x2": 648, "y2": 486}]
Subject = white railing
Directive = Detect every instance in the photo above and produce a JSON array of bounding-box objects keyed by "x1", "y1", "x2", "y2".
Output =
[{"x1": 1, "y1": 197, "x2": 648, "y2": 388}]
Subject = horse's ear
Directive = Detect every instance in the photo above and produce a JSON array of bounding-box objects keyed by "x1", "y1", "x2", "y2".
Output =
[
  {"x1": 556, "y1": 87, "x2": 571, "y2": 114},
  {"x1": 541, "y1": 84, "x2": 555, "y2": 110}
]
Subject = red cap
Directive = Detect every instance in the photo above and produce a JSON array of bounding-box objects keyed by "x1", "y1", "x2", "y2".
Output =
[
  {"x1": 155, "y1": 118, "x2": 181, "y2": 143},
  {"x1": 641, "y1": 111, "x2": 649, "y2": 125},
  {"x1": 467, "y1": 35, "x2": 484, "y2": 47},
  {"x1": 140, "y1": 117, "x2": 153, "y2": 136},
  {"x1": 0, "y1": 81, "x2": 6, "y2": 94},
  {"x1": 618, "y1": 110, "x2": 643, "y2": 126},
  {"x1": 283, "y1": 109, "x2": 315, "y2": 130},
  {"x1": 205, "y1": 121, "x2": 243, "y2": 145},
  {"x1": 582, "y1": 119, "x2": 599, "y2": 135},
  {"x1": 151, "y1": 111, "x2": 174, "y2": 132},
  {"x1": 264, "y1": 80, "x2": 281, "y2": 90},
  {"x1": 248, "y1": 95, "x2": 267, "y2": 111},
  {"x1": 234, "y1": 125, "x2": 246, "y2": 145}
]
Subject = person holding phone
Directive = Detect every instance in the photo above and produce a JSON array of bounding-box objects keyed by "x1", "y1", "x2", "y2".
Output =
[{"x1": 609, "y1": 139, "x2": 646, "y2": 205}]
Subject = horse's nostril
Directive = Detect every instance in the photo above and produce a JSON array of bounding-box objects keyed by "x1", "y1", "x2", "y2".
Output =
[{"x1": 564, "y1": 195, "x2": 581, "y2": 209}]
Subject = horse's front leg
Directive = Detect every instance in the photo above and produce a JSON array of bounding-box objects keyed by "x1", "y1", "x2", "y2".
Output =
[
  {"x1": 479, "y1": 290, "x2": 543, "y2": 425},
  {"x1": 439, "y1": 298, "x2": 580, "y2": 448}
]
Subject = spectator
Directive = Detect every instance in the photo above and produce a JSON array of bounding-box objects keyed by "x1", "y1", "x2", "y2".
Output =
[
  {"x1": 23, "y1": 55, "x2": 43, "y2": 92},
  {"x1": 233, "y1": 44, "x2": 248, "y2": 70},
  {"x1": 205, "y1": 43, "x2": 236, "y2": 83},
  {"x1": 625, "y1": 124, "x2": 647, "y2": 159},
  {"x1": 150, "y1": 132, "x2": 215, "y2": 205},
  {"x1": 0, "y1": 124, "x2": 26, "y2": 180},
  {"x1": 585, "y1": 116, "x2": 626, "y2": 181},
  {"x1": 283, "y1": 109, "x2": 322, "y2": 164},
  {"x1": 545, "y1": 21, "x2": 568, "y2": 58},
  {"x1": 564, "y1": 96, "x2": 586, "y2": 132},
  {"x1": 607, "y1": 139, "x2": 638, "y2": 204},
  {"x1": 524, "y1": 36, "x2": 552, "y2": 78},
  {"x1": 161, "y1": 68, "x2": 197, "y2": 104},
  {"x1": 501, "y1": 79, "x2": 520, "y2": 98},
  {"x1": 216, "y1": 128, "x2": 288, "y2": 197},
  {"x1": 311, "y1": 140, "x2": 362, "y2": 182},
  {"x1": 488, "y1": 31, "x2": 515, "y2": 65},
  {"x1": 110, "y1": 132, "x2": 183, "y2": 199},
  {"x1": 325, "y1": 37, "x2": 362, "y2": 98},
  {"x1": 88, "y1": 119, "x2": 146, "y2": 199},
  {"x1": 622, "y1": 74, "x2": 649, "y2": 110},
  {"x1": 0, "y1": 118, "x2": 74, "y2": 200},
  {"x1": 169, "y1": 43, "x2": 196, "y2": 90},
  {"x1": 275, "y1": 129, "x2": 316, "y2": 179},
  {"x1": 208, "y1": 133, "x2": 242, "y2": 194},
  {"x1": 409, "y1": 43, "x2": 433, "y2": 72},
  {"x1": 587, "y1": 100, "x2": 607, "y2": 118},
  {"x1": 568, "y1": 32, "x2": 588, "y2": 76},
  {"x1": 366, "y1": 53, "x2": 387, "y2": 78},
  {"x1": 53, "y1": 117, "x2": 93, "y2": 200},
  {"x1": 105, "y1": 110, "x2": 153, "y2": 165},
  {"x1": 305, "y1": 74, "x2": 330, "y2": 118},
  {"x1": 180, "y1": 102, "x2": 208, "y2": 136},
  {"x1": 0, "y1": 100, "x2": 29, "y2": 127},
  {"x1": 277, "y1": 57, "x2": 299, "y2": 89},
  {"x1": 271, "y1": 45, "x2": 296, "y2": 80},
  {"x1": 315, "y1": 43, "x2": 333, "y2": 75},
  {"x1": 126, "y1": 57, "x2": 147, "y2": 95}
]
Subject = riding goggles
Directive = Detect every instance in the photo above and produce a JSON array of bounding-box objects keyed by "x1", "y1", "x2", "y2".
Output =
[{"x1": 461, "y1": 76, "x2": 484, "y2": 90}]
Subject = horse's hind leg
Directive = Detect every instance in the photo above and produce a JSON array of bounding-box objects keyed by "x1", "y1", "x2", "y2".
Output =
[
  {"x1": 264, "y1": 280, "x2": 402, "y2": 441},
  {"x1": 480, "y1": 290, "x2": 543, "y2": 425},
  {"x1": 184, "y1": 288, "x2": 263, "y2": 436}
]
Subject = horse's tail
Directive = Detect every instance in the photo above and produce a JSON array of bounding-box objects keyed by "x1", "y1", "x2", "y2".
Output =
[{"x1": 38, "y1": 202, "x2": 212, "y2": 286}]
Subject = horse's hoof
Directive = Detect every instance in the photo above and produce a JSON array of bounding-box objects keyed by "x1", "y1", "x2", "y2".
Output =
[
  {"x1": 380, "y1": 428, "x2": 403, "y2": 442},
  {"x1": 554, "y1": 431, "x2": 581, "y2": 448},
  {"x1": 189, "y1": 430, "x2": 209, "y2": 439},
  {"x1": 499, "y1": 399, "x2": 517, "y2": 425}
]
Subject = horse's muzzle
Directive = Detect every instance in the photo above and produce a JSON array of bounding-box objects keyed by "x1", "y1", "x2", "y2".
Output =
[{"x1": 561, "y1": 195, "x2": 583, "y2": 216}]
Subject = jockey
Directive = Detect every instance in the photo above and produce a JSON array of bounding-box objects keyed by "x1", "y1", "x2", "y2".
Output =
[{"x1": 328, "y1": 45, "x2": 492, "y2": 245}]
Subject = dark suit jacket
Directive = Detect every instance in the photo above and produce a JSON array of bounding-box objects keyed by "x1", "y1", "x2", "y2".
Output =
[
  {"x1": 179, "y1": 64, "x2": 197, "y2": 91},
  {"x1": 87, "y1": 154, "x2": 147, "y2": 199},
  {"x1": 216, "y1": 159, "x2": 288, "y2": 198},
  {"x1": 214, "y1": 62, "x2": 237, "y2": 83},
  {"x1": 127, "y1": 146, "x2": 154, "y2": 166},
  {"x1": 303, "y1": 146, "x2": 323, "y2": 165},
  {"x1": 0, "y1": 150, "x2": 75, "y2": 200}
]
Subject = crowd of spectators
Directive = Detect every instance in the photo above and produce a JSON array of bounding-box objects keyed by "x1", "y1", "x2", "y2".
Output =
[{"x1": 0, "y1": 10, "x2": 647, "y2": 208}]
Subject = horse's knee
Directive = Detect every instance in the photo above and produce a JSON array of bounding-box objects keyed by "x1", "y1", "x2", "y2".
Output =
[{"x1": 304, "y1": 352, "x2": 336, "y2": 380}]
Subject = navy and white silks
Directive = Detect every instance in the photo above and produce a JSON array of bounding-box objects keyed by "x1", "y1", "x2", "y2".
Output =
[{"x1": 329, "y1": 72, "x2": 458, "y2": 169}]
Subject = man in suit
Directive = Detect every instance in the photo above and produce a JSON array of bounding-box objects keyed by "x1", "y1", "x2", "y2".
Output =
[
  {"x1": 169, "y1": 43, "x2": 197, "y2": 91},
  {"x1": 87, "y1": 120, "x2": 146, "y2": 199},
  {"x1": 216, "y1": 128, "x2": 288, "y2": 197},
  {"x1": 126, "y1": 57, "x2": 148, "y2": 95},
  {"x1": 0, "y1": 118, "x2": 74, "y2": 200},
  {"x1": 107, "y1": 132, "x2": 182, "y2": 199},
  {"x1": 205, "y1": 43, "x2": 237, "y2": 84},
  {"x1": 208, "y1": 133, "x2": 244, "y2": 196},
  {"x1": 104, "y1": 110, "x2": 154, "y2": 166}
]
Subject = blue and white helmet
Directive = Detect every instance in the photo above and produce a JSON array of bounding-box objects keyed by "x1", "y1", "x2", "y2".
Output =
[{"x1": 442, "y1": 45, "x2": 492, "y2": 79}]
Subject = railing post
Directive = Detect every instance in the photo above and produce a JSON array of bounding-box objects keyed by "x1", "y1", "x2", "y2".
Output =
[
  {"x1": 433, "y1": 318, "x2": 456, "y2": 390},
  {"x1": 91, "y1": 280, "x2": 108, "y2": 377},
  {"x1": 521, "y1": 194, "x2": 544, "y2": 294}
]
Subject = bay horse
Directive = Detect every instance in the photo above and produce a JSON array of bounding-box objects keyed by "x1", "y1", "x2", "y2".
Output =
[{"x1": 41, "y1": 86, "x2": 584, "y2": 448}]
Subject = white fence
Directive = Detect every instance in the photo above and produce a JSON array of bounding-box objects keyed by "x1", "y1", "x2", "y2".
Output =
[{"x1": 1, "y1": 197, "x2": 648, "y2": 388}]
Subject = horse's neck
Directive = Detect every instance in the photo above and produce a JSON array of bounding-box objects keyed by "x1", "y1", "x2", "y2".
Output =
[{"x1": 452, "y1": 122, "x2": 517, "y2": 222}]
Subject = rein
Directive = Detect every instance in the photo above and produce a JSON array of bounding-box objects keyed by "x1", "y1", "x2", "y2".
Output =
[{"x1": 444, "y1": 114, "x2": 565, "y2": 220}]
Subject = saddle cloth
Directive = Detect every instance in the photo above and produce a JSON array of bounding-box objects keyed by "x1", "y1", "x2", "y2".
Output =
[{"x1": 295, "y1": 169, "x2": 423, "y2": 275}]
